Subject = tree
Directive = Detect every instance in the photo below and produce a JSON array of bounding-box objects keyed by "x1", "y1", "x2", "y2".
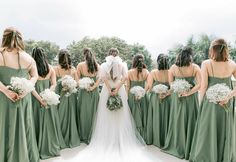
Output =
[
  {"x1": 67, "y1": 37, "x2": 153, "y2": 70},
  {"x1": 24, "y1": 40, "x2": 60, "y2": 64}
]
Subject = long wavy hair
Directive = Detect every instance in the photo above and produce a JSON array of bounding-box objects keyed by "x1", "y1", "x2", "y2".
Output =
[
  {"x1": 32, "y1": 47, "x2": 50, "y2": 78},
  {"x1": 84, "y1": 48, "x2": 98, "y2": 74},
  {"x1": 209, "y1": 38, "x2": 229, "y2": 62},
  {"x1": 175, "y1": 47, "x2": 193, "y2": 67},
  {"x1": 157, "y1": 54, "x2": 169, "y2": 70}
]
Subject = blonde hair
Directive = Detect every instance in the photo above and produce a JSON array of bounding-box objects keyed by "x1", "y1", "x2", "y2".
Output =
[{"x1": 1, "y1": 27, "x2": 25, "y2": 51}]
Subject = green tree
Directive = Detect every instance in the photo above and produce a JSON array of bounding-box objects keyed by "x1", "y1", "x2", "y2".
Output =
[
  {"x1": 67, "y1": 37, "x2": 153, "y2": 70},
  {"x1": 24, "y1": 40, "x2": 60, "y2": 64}
]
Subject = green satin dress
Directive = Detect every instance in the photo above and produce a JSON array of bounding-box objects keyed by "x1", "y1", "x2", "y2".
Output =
[
  {"x1": 0, "y1": 53, "x2": 39, "y2": 162},
  {"x1": 32, "y1": 79, "x2": 66, "y2": 159},
  {"x1": 77, "y1": 75, "x2": 99, "y2": 144},
  {"x1": 128, "y1": 80, "x2": 149, "y2": 141},
  {"x1": 56, "y1": 75, "x2": 80, "y2": 148},
  {"x1": 146, "y1": 81, "x2": 171, "y2": 148},
  {"x1": 162, "y1": 76, "x2": 199, "y2": 160},
  {"x1": 189, "y1": 75, "x2": 236, "y2": 162}
]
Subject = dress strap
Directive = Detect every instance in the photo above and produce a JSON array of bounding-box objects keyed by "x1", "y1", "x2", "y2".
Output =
[
  {"x1": 0, "y1": 51, "x2": 6, "y2": 66},
  {"x1": 210, "y1": 61, "x2": 214, "y2": 77},
  {"x1": 17, "y1": 51, "x2": 22, "y2": 70},
  {"x1": 191, "y1": 65, "x2": 195, "y2": 77}
]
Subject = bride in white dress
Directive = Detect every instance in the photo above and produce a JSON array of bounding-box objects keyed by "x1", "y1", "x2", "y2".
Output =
[{"x1": 71, "y1": 49, "x2": 160, "y2": 162}]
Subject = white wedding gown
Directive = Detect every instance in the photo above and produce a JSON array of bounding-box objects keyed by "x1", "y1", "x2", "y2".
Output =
[{"x1": 70, "y1": 56, "x2": 161, "y2": 162}]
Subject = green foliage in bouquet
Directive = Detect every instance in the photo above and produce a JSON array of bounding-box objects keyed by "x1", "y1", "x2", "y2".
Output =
[{"x1": 107, "y1": 88, "x2": 123, "y2": 111}]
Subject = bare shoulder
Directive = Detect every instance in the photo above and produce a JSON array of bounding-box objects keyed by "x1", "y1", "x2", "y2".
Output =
[
  {"x1": 192, "y1": 63, "x2": 201, "y2": 70},
  {"x1": 201, "y1": 59, "x2": 211, "y2": 66}
]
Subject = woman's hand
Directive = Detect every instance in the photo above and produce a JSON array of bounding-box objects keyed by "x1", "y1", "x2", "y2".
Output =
[
  {"x1": 40, "y1": 100, "x2": 47, "y2": 107},
  {"x1": 87, "y1": 85, "x2": 96, "y2": 92},
  {"x1": 3, "y1": 89, "x2": 19, "y2": 102},
  {"x1": 159, "y1": 93, "x2": 168, "y2": 99},
  {"x1": 179, "y1": 91, "x2": 191, "y2": 97},
  {"x1": 219, "y1": 97, "x2": 230, "y2": 107},
  {"x1": 111, "y1": 88, "x2": 119, "y2": 96}
]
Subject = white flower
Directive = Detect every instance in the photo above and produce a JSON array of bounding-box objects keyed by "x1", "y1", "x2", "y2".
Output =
[
  {"x1": 130, "y1": 86, "x2": 145, "y2": 100},
  {"x1": 40, "y1": 89, "x2": 60, "y2": 108},
  {"x1": 206, "y1": 83, "x2": 232, "y2": 104},
  {"x1": 79, "y1": 77, "x2": 94, "y2": 89},
  {"x1": 10, "y1": 77, "x2": 35, "y2": 94},
  {"x1": 170, "y1": 79, "x2": 192, "y2": 94},
  {"x1": 59, "y1": 75, "x2": 78, "y2": 97},
  {"x1": 152, "y1": 84, "x2": 169, "y2": 94}
]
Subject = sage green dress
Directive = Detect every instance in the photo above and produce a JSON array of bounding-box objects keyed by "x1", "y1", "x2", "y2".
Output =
[
  {"x1": 162, "y1": 76, "x2": 199, "y2": 160},
  {"x1": 56, "y1": 76, "x2": 80, "y2": 148},
  {"x1": 77, "y1": 75, "x2": 99, "y2": 144},
  {"x1": 128, "y1": 80, "x2": 149, "y2": 140},
  {"x1": 32, "y1": 79, "x2": 66, "y2": 159},
  {"x1": 189, "y1": 76, "x2": 236, "y2": 162},
  {"x1": 146, "y1": 81, "x2": 171, "y2": 148},
  {"x1": 0, "y1": 54, "x2": 39, "y2": 162}
]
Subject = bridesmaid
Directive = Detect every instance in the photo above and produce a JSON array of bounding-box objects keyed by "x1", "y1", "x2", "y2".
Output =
[
  {"x1": 127, "y1": 54, "x2": 149, "y2": 140},
  {"x1": 146, "y1": 54, "x2": 171, "y2": 147},
  {"x1": 77, "y1": 48, "x2": 100, "y2": 144},
  {"x1": 31, "y1": 47, "x2": 66, "y2": 159},
  {"x1": 162, "y1": 47, "x2": 201, "y2": 160},
  {"x1": 0, "y1": 27, "x2": 39, "y2": 162},
  {"x1": 54, "y1": 49, "x2": 80, "y2": 148},
  {"x1": 190, "y1": 39, "x2": 236, "y2": 162}
]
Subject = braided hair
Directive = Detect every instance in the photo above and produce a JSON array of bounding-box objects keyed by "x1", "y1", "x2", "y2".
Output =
[
  {"x1": 157, "y1": 54, "x2": 169, "y2": 70},
  {"x1": 58, "y1": 49, "x2": 72, "y2": 70},
  {"x1": 132, "y1": 54, "x2": 147, "y2": 78}
]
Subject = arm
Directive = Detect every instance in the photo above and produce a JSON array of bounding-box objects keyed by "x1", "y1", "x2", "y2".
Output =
[
  {"x1": 76, "y1": 64, "x2": 81, "y2": 80},
  {"x1": 181, "y1": 65, "x2": 202, "y2": 97},
  {"x1": 28, "y1": 59, "x2": 38, "y2": 85},
  {"x1": 49, "y1": 67, "x2": 57, "y2": 91},
  {"x1": 0, "y1": 81, "x2": 19, "y2": 102},
  {"x1": 114, "y1": 64, "x2": 128, "y2": 94},
  {"x1": 144, "y1": 70, "x2": 150, "y2": 92},
  {"x1": 31, "y1": 90, "x2": 46, "y2": 107},
  {"x1": 199, "y1": 62, "x2": 208, "y2": 102},
  {"x1": 147, "y1": 72, "x2": 153, "y2": 92}
]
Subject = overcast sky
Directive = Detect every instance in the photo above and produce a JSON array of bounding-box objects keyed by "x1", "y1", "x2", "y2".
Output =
[{"x1": 1, "y1": 0, "x2": 236, "y2": 58}]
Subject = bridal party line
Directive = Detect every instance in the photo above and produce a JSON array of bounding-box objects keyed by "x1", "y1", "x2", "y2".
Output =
[{"x1": 1, "y1": 27, "x2": 236, "y2": 162}]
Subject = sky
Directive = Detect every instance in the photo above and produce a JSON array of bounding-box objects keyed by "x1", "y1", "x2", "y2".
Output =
[{"x1": 0, "y1": 0, "x2": 236, "y2": 58}]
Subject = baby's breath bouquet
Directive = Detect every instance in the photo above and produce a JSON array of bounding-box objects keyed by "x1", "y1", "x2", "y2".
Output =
[
  {"x1": 170, "y1": 79, "x2": 192, "y2": 96},
  {"x1": 130, "y1": 86, "x2": 146, "y2": 100},
  {"x1": 59, "y1": 75, "x2": 78, "y2": 97},
  {"x1": 152, "y1": 84, "x2": 169, "y2": 94},
  {"x1": 9, "y1": 77, "x2": 35, "y2": 95},
  {"x1": 40, "y1": 89, "x2": 60, "y2": 108},
  {"x1": 79, "y1": 77, "x2": 95, "y2": 91},
  {"x1": 206, "y1": 83, "x2": 232, "y2": 111},
  {"x1": 107, "y1": 88, "x2": 123, "y2": 111}
]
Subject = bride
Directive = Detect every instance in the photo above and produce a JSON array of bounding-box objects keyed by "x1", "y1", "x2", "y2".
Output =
[{"x1": 70, "y1": 48, "x2": 159, "y2": 162}]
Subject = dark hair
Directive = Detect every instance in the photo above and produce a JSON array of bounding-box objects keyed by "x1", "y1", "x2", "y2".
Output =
[
  {"x1": 58, "y1": 49, "x2": 71, "y2": 70},
  {"x1": 209, "y1": 38, "x2": 229, "y2": 62},
  {"x1": 175, "y1": 47, "x2": 193, "y2": 67},
  {"x1": 83, "y1": 48, "x2": 98, "y2": 74},
  {"x1": 1, "y1": 27, "x2": 25, "y2": 51},
  {"x1": 157, "y1": 54, "x2": 169, "y2": 70},
  {"x1": 32, "y1": 47, "x2": 50, "y2": 78},
  {"x1": 108, "y1": 48, "x2": 119, "y2": 57},
  {"x1": 132, "y1": 54, "x2": 147, "y2": 78}
]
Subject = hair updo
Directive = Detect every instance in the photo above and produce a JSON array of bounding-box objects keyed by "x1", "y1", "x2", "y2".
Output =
[
  {"x1": 32, "y1": 47, "x2": 50, "y2": 78},
  {"x1": 132, "y1": 54, "x2": 147, "y2": 78},
  {"x1": 108, "y1": 48, "x2": 119, "y2": 57},
  {"x1": 157, "y1": 54, "x2": 169, "y2": 70},
  {"x1": 83, "y1": 48, "x2": 98, "y2": 74},
  {"x1": 58, "y1": 49, "x2": 72, "y2": 70},
  {"x1": 209, "y1": 38, "x2": 229, "y2": 62},
  {"x1": 175, "y1": 46, "x2": 193, "y2": 67},
  {"x1": 1, "y1": 27, "x2": 25, "y2": 51}
]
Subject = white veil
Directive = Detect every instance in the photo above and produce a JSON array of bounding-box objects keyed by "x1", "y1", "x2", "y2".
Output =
[{"x1": 69, "y1": 56, "x2": 160, "y2": 162}]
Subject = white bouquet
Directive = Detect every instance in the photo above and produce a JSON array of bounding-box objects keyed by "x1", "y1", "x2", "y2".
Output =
[
  {"x1": 130, "y1": 86, "x2": 146, "y2": 100},
  {"x1": 9, "y1": 77, "x2": 35, "y2": 95},
  {"x1": 206, "y1": 83, "x2": 231, "y2": 111},
  {"x1": 79, "y1": 77, "x2": 95, "y2": 90},
  {"x1": 170, "y1": 79, "x2": 192, "y2": 95},
  {"x1": 152, "y1": 84, "x2": 169, "y2": 94},
  {"x1": 40, "y1": 89, "x2": 60, "y2": 108},
  {"x1": 59, "y1": 75, "x2": 78, "y2": 97}
]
